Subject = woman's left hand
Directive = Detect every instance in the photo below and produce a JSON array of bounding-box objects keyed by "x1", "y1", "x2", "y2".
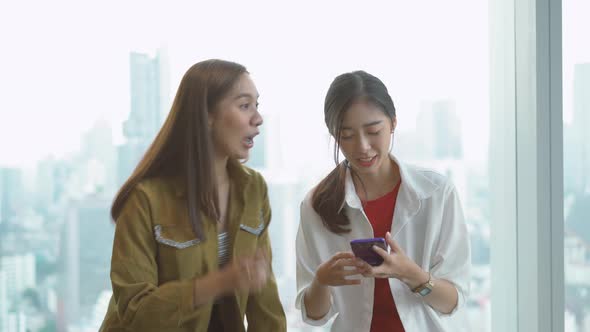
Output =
[{"x1": 360, "y1": 232, "x2": 429, "y2": 289}]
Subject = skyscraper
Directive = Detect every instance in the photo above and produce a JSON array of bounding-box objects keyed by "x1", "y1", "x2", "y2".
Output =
[
  {"x1": 117, "y1": 50, "x2": 169, "y2": 187},
  {"x1": 571, "y1": 63, "x2": 590, "y2": 193},
  {"x1": 0, "y1": 168, "x2": 24, "y2": 225},
  {"x1": 0, "y1": 253, "x2": 36, "y2": 306},
  {"x1": 416, "y1": 100, "x2": 463, "y2": 160},
  {"x1": 58, "y1": 194, "x2": 113, "y2": 329},
  {"x1": 0, "y1": 271, "x2": 7, "y2": 332}
]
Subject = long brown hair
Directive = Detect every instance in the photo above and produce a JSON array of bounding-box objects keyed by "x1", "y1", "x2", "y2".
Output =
[
  {"x1": 111, "y1": 59, "x2": 248, "y2": 240},
  {"x1": 312, "y1": 70, "x2": 396, "y2": 233}
]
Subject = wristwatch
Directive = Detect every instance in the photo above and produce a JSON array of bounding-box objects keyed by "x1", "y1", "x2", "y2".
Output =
[{"x1": 411, "y1": 273, "x2": 434, "y2": 297}]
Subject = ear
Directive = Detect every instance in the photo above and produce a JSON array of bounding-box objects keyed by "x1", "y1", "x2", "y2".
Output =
[{"x1": 391, "y1": 116, "x2": 397, "y2": 133}]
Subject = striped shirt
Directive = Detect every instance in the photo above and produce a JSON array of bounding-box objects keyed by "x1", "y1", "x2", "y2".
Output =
[{"x1": 218, "y1": 231, "x2": 231, "y2": 266}]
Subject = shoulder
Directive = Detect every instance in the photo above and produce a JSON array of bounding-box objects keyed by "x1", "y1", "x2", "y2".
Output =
[
  {"x1": 135, "y1": 176, "x2": 179, "y2": 199},
  {"x1": 401, "y1": 162, "x2": 455, "y2": 199},
  {"x1": 404, "y1": 163, "x2": 449, "y2": 186},
  {"x1": 237, "y1": 164, "x2": 268, "y2": 194},
  {"x1": 241, "y1": 164, "x2": 266, "y2": 184}
]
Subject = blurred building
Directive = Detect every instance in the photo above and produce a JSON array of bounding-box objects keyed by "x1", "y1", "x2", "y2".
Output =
[
  {"x1": 416, "y1": 100, "x2": 463, "y2": 160},
  {"x1": 0, "y1": 168, "x2": 24, "y2": 225},
  {"x1": 58, "y1": 193, "x2": 113, "y2": 330},
  {"x1": 0, "y1": 253, "x2": 36, "y2": 305},
  {"x1": 118, "y1": 50, "x2": 169, "y2": 187},
  {"x1": 566, "y1": 63, "x2": 590, "y2": 194}
]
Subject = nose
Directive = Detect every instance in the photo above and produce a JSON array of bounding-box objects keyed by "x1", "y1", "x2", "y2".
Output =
[
  {"x1": 252, "y1": 109, "x2": 263, "y2": 127},
  {"x1": 356, "y1": 134, "x2": 370, "y2": 153}
]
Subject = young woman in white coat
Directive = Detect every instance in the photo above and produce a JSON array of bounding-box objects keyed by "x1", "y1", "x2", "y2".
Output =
[{"x1": 295, "y1": 70, "x2": 471, "y2": 332}]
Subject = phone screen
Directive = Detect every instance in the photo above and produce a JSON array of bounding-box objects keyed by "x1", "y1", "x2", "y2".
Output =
[{"x1": 350, "y1": 237, "x2": 387, "y2": 266}]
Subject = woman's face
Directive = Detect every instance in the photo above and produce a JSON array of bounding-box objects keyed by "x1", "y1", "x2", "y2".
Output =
[
  {"x1": 338, "y1": 100, "x2": 396, "y2": 177},
  {"x1": 209, "y1": 73, "x2": 263, "y2": 160}
]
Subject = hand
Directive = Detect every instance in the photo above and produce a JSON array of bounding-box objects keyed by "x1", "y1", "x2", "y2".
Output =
[
  {"x1": 362, "y1": 232, "x2": 429, "y2": 289},
  {"x1": 315, "y1": 252, "x2": 369, "y2": 287},
  {"x1": 221, "y1": 249, "x2": 269, "y2": 293},
  {"x1": 192, "y1": 249, "x2": 269, "y2": 308}
]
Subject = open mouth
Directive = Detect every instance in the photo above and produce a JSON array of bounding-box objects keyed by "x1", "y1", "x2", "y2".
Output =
[
  {"x1": 243, "y1": 133, "x2": 258, "y2": 148},
  {"x1": 357, "y1": 155, "x2": 377, "y2": 167}
]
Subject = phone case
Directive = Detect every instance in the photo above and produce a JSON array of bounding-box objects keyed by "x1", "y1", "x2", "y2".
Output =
[{"x1": 350, "y1": 237, "x2": 387, "y2": 266}]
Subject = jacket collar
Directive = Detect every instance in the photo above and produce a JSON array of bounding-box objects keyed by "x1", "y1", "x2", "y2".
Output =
[{"x1": 343, "y1": 153, "x2": 441, "y2": 217}]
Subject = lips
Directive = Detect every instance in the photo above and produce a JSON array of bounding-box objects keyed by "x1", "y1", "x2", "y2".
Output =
[
  {"x1": 243, "y1": 132, "x2": 259, "y2": 149},
  {"x1": 356, "y1": 155, "x2": 377, "y2": 168}
]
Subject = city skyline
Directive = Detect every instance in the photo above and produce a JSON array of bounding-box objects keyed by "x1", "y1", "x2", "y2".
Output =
[{"x1": 1, "y1": 1, "x2": 588, "y2": 331}]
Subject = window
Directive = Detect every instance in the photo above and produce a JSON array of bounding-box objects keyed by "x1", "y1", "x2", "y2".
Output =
[
  {"x1": 563, "y1": 0, "x2": 590, "y2": 331},
  {"x1": 0, "y1": 2, "x2": 493, "y2": 331}
]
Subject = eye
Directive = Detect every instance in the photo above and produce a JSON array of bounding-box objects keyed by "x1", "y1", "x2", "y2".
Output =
[
  {"x1": 340, "y1": 134, "x2": 353, "y2": 140},
  {"x1": 240, "y1": 103, "x2": 250, "y2": 110},
  {"x1": 368, "y1": 130, "x2": 381, "y2": 136}
]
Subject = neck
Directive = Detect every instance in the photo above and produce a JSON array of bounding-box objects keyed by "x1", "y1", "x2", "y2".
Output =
[
  {"x1": 213, "y1": 154, "x2": 230, "y2": 188},
  {"x1": 352, "y1": 158, "x2": 400, "y2": 201}
]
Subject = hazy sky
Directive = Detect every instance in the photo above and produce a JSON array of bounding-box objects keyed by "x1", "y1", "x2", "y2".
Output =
[{"x1": 0, "y1": 0, "x2": 588, "y2": 168}]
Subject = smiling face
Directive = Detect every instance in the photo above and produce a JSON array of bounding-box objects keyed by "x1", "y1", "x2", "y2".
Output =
[
  {"x1": 338, "y1": 100, "x2": 396, "y2": 178},
  {"x1": 209, "y1": 73, "x2": 263, "y2": 160}
]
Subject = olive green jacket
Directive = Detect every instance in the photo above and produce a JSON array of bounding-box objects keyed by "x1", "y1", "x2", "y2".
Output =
[{"x1": 100, "y1": 163, "x2": 286, "y2": 332}]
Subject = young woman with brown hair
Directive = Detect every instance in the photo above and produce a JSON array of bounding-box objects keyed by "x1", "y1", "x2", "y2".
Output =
[{"x1": 100, "y1": 59, "x2": 286, "y2": 332}]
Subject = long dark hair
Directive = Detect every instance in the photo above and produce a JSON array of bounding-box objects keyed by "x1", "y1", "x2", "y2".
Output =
[
  {"x1": 312, "y1": 70, "x2": 396, "y2": 233},
  {"x1": 111, "y1": 59, "x2": 248, "y2": 240}
]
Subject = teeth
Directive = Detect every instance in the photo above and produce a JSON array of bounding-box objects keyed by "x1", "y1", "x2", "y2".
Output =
[{"x1": 246, "y1": 138, "x2": 253, "y2": 144}]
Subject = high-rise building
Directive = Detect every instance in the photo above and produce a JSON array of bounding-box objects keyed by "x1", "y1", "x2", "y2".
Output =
[
  {"x1": 416, "y1": 100, "x2": 463, "y2": 160},
  {"x1": 58, "y1": 193, "x2": 113, "y2": 329},
  {"x1": 0, "y1": 253, "x2": 36, "y2": 315},
  {"x1": 571, "y1": 63, "x2": 590, "y2": 193},
  {"x1": 0, "y1": 271, "x2": 7, "y2": 332},
  {"x1": 118, "y1": 50, "x2": 169, "y2": 187},
  {"x1": 79, "y1": 119, "x2": 117, "y2": 197},
  {"x1": 259, "y1": 169, "x2": 307, "y2": 312},
  {"x1": 0, "y1": 168, "x2": 24, "y2": 224}
]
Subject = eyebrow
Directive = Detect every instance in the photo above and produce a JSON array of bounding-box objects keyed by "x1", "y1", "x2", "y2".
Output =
[
  {"x1": 233, "y1": 93, "x2": 259, "y2": 100},
  {"x1": 341, "y1": 120, "x2": 382, "y2": 130}
]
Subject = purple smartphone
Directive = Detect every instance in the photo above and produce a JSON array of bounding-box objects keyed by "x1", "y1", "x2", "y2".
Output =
[{"x1": 350, "y1": 237, "x2": 387, "y2": 266}]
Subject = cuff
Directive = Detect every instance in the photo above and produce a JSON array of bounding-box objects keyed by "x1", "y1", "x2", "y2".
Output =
[{"x1": 295, "y1": 285, "x2": 336, "y2": 326}]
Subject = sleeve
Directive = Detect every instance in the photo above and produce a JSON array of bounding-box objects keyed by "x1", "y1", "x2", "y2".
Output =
[
  {"x1": 109, "y1": 187, "x2": 207, "y2": 330},
  {"x1": 294, "y1": 197, "x2": 338, "y2": 326},
  {"x1": 246, "y1": 176, "x2": 287, "y2": 332},
  {"x1": 429, "y1": 181, "x2": 472, "y2": 317}
]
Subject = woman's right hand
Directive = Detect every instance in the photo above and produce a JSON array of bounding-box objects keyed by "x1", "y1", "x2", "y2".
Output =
[
  {"x1": 193, "y1": 249, "x2": 269, "y2": 308},
  {"x1": 221, "y1": 249, "x2": 269, "y2": 293},
  {"x1": 314, "y1": 252, "x2": 368, "y2": 286}
]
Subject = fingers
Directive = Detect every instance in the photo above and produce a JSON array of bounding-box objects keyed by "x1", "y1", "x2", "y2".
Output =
[
  {"x1": 333, "y1": 257, "x2": 361, "y2": 268},
  {"x1": 255, "y1": 247, "x2": 269, "y2": 263},
  {"x1": 371, "y1": 245, "x2": 389, "y2": 259},
  {"x1": 329, "y1": 252, "x2": 356, "y2": 264},
  {"x1": 233, "y1": 254, "x2": 269, "y2": 292},
  {"x1": 386, "y1": 232, "x2": 403, "y2": 254},
  {"x1": 354, "y1": 259, "x2": 372, "y2": 274},
  {"x1": 339, "y1": 268, "x2": 364, "y2": 277}
]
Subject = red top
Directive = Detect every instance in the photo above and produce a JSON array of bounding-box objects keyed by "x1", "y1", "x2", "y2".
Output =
[{"x1": 362, "y1": 181, "x2": 405, "y2": 332}]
